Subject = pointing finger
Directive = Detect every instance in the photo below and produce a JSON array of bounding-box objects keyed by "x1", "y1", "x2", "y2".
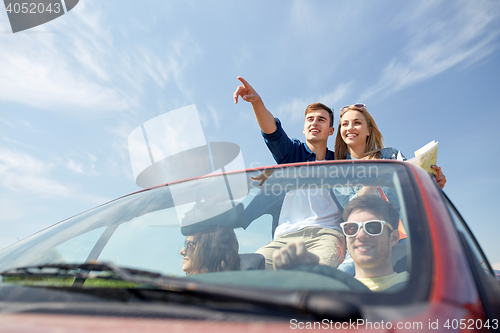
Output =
[{"x1": 237, "y1": 76, "x2": 252, "y2": 90}]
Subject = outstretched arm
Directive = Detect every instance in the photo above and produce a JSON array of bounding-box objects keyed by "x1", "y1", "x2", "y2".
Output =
[{"x1": 233, "y1": 76, "x2": 277, "y2": 134}]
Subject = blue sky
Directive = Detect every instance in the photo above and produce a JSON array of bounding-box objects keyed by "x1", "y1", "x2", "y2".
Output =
[{"x1": 1, "y1": 0, "x2": 499, "y2": 267}]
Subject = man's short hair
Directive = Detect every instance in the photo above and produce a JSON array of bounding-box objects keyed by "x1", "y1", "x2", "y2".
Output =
[
  {"x1": 342, "y1": 195, "x2": 399, "y2": 230},
  {"x1": 304, "y1": 103, "x2": 334, "y2": 127}
]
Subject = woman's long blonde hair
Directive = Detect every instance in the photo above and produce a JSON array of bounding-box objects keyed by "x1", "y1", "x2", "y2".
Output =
[{"x1": 334, "y1": 105, "x2": 384, "y2": 160}]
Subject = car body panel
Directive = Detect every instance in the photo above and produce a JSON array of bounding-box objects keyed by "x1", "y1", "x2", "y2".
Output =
[{"x1": 0, "y1": 314, "x2": 296, "y2": 333}]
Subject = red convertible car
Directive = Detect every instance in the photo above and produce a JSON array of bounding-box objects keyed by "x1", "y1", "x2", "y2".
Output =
[{"x1": 0, "y1": 160, "x2": 498, "y2": 332}]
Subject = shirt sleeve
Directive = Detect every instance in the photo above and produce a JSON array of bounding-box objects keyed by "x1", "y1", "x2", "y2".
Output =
[{"x1": 262, "y1": 118, "x2": 299, "y2": 164}]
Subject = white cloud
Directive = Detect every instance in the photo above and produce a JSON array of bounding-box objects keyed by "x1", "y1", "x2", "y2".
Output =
[
  {"x1": 0, "y1": 54, "x2": 131, "y2": 112},
  {"x1": 0, "y1": 116, "x2": 15, "y2": 128},
  {"x1": 0, "y1": 146, "x2": 71, "y2": 197},
  {"x1": 0, "y1": 3, "x2": 130, "y2": 113},
  {"x1": 64, "y1": 151, "x2": 100, "y2": 176},
  {"x1": 0, "y1": 146, "x2": 106, "y2": 204},
  {"x1": 0, "y1": 2, "x2": 200, "y2": 116},
  {"x1": 66, "y1": 158, "x2": 84, "y2": 175},
  {"x1": 1, "y1": 135, "x2": 35, "y2": 149},
  {"x1": 361, "y1": 0, "x2": 500, "y2": 100},
  {"x1": 132, "y1": 35, "x2": 201, "y2": 96}
]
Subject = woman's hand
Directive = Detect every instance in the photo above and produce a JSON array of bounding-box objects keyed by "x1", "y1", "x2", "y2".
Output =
[{"x1": 431, "y1": 165, "x2": 446, "y2": 189}]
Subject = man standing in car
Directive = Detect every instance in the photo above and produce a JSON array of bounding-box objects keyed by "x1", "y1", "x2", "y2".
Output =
[{"x1": 233, "y1": 77, "x2": 344, "y2": 270}]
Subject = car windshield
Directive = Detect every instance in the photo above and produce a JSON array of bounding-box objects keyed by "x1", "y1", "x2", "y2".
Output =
[{"x1": 0, "y1": 161, "x2": 428, "y2": 300}]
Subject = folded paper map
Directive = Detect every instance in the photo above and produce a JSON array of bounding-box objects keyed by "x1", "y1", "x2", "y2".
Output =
[{"x1": 406, "y1": 140, "x2": 438, "y2": 175}]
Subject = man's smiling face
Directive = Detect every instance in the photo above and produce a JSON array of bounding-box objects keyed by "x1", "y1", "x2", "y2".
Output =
[
  {"x1": 346, "y1": 209, "x2": 399, "y2": 275},
  {"x1": 303, "y1": 109, "x2": 334, "y2": 144}
]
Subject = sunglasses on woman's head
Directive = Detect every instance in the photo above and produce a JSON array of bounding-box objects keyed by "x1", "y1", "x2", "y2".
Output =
[
  {"x1": 340, "y1": 104, "x2": 367, "y2": 113},
  {"x1": 340, "y1": 220, "x2": 393, "y2": 237}
]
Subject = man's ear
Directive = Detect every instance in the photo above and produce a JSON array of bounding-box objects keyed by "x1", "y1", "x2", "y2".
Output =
[
  {"x1": 329, "y1": 127, "x2": 334, "y2": 136},
  {"x1": 390, "y1": 229, "x2": 400, "y2": 247}
]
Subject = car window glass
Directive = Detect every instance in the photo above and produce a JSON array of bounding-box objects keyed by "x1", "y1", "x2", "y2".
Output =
[
  {"x1": 51, "y1": 227, "x2": 106, "y2": 263},
  {"x1": 97, "y1": 203, "x2": 193, "y2": 276},
  {"x1": 234, "y1": 214, "x2": 272, "y2": 253},
  {"x1": 446, "y1": 199, "x2": 493, "y2": 276}
]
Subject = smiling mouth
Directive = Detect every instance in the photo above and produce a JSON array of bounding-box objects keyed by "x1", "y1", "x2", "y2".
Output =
[
  {"x1": 346, "y1": 133, "x2": 357, "y2": 138},
  {"x1": 310, "y1": 129, "x2": 320, "y2": 133},
  {"x1": 355, "y1": 245, "x2": 374, "y2": 252}
]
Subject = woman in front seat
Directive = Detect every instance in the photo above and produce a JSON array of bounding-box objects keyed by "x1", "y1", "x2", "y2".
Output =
[{"x1": 180, "y1": 228, "x2": 240, "y2": 275}]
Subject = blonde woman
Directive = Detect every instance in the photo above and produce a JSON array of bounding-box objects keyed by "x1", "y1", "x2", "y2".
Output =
[
  {"x1": 334, "y1": 104, "x2": 446, "y2": 188},
  {"x1": 335, "y1": 104, "x2": 446, "y2": 275}
]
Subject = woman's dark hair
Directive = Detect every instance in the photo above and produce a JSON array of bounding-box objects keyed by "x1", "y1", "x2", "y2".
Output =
[{"x1": 188, "y1": 228, "x2": 240, "y2": 275}]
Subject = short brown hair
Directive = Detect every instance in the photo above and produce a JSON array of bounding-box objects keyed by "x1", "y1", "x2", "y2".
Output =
[
  {"x1": 305, "y1": 103, "x2": 333, "y2": 127},
  {"x1": 342, "y1": 195, "x2": 399, "y2": 230}
]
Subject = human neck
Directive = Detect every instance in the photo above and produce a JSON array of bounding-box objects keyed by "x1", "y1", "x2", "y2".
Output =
[
  {"x1": 354, "y1": 263, "x2": 394, "y2": 279},
  {"x1": 306, "y1": 140, "x2": 328, "y2": 161},
  {"x1": 347, "y1": 144, "x2": 366, "y2": 160}
]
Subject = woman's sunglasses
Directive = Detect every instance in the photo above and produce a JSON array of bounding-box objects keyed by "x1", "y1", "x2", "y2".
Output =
[
  {"x1": 340, "y1": 220, "x2": 393, "y2": 237},
  {"x1": 183, "y1": 240, "x2": 196, "y2": 250},
  {"x1": 340, "y1": 104, "x2": 367, "y2": 113}
]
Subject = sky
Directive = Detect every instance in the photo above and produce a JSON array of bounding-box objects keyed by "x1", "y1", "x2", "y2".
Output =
[{"x1": 0, "y1": 0, "x2": 499, "y2": 267}]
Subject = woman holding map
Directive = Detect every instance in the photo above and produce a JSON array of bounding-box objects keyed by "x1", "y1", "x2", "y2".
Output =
[
  {"x1": 334, "y1": 104, "x2": 446, "y2": 188},
  {"x1": 335, "y1": 103, "x2": 446, "y2": 275}
]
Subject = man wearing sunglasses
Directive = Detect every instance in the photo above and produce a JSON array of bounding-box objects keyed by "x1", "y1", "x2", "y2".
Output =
[{"x1": 273, "y1": 195, "x2": 409, "y2": 291}]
